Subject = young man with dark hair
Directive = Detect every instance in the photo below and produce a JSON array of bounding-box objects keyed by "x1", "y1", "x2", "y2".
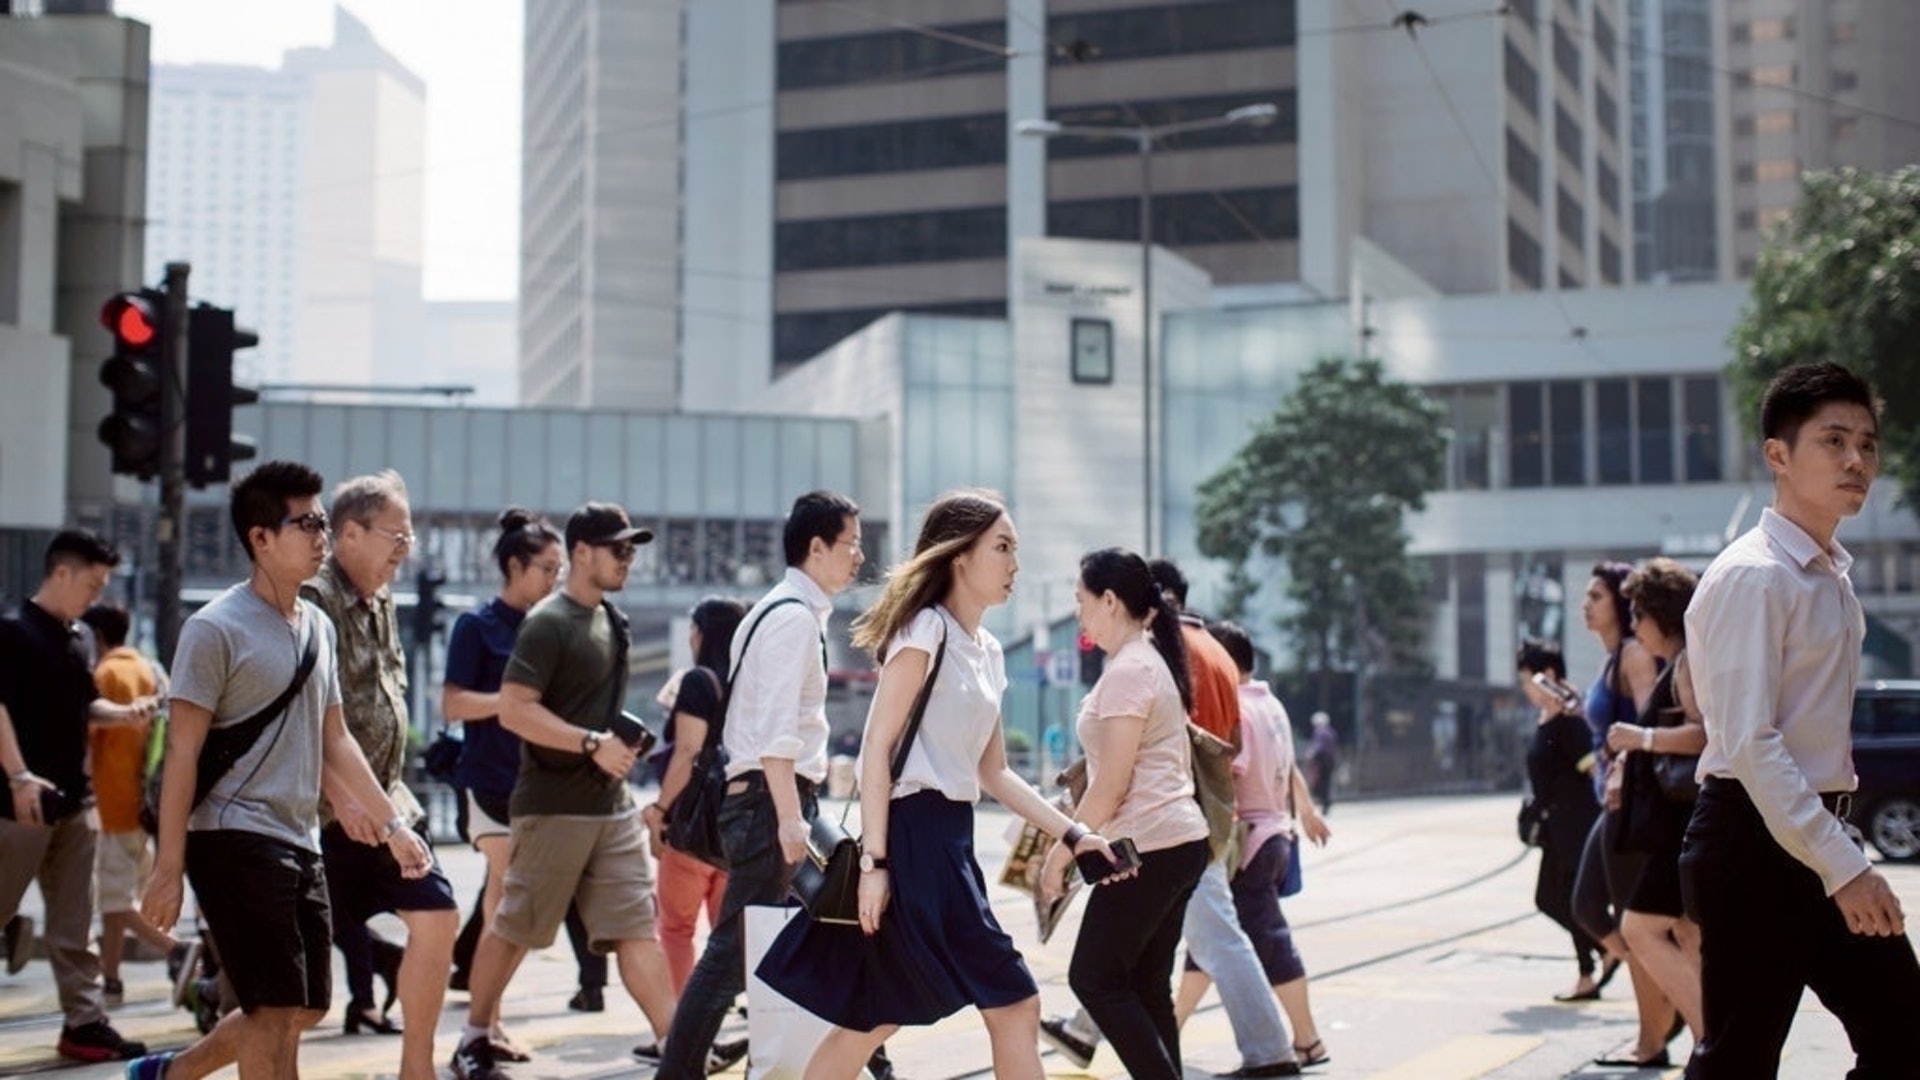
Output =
[
  {"x1": 1042, "y1": 558, "x2": 1299, "y2": 1078},
  {"x1": 0, "y1": 530, "x2": 156, "y2": 1063},
  {"x1": 299, "y1": 469, "x2": 458, "y2": 1079},
  {"x1": 1681, "y1": 362, "x2": 1920, "y2": 1078},
  {"x1": 131, "y1": 461, "x2": 433, "y2": 1080},
  {"x1": 453, "y1": 503, "x2": 687, "y2": 1080},
  {"x1": 78, "y1": 603, "x2": 177, "y2": 1005},
  {"x1": 656, "y1": 491, "x2": 866, "y2": 1080}
]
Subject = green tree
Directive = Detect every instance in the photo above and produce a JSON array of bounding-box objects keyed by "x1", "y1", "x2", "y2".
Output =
[
  {"x1": 1730, "y1": 166, "x2": 1920, "y2": 511},
  {"x1": 1194, "y1": 356, "x2": 1446, "y2": 713}
]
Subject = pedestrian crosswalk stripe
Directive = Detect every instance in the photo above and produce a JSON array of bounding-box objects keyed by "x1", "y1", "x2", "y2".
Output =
[{"x1": 1365, "y1": 1034, "x2": 1541, "y2": 1078}]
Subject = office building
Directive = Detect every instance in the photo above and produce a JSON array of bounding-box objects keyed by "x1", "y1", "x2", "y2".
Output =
[{"x1": 1629, "y1": 0, "x2": 1727, "y2": 282}]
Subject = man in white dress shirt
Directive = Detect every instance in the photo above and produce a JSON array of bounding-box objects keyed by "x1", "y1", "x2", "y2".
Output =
[
  {"x1": 655, "y1": 491, "x2": 865, "y2": 1079},
  {"x1": 1680, "y1": 362, "x2": 1919, "y2": 1079}
]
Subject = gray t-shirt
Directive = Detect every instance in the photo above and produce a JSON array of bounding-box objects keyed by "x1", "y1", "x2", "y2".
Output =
[{"x1": 170, "y1": 584, "x2": 343, "y2": 852}]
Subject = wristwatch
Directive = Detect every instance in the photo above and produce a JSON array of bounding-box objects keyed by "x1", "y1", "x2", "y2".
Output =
[
  {"x1": 859, "y1": 850, "x2": 889, "y2": 873},
  {"x1": 581, "y1": 731, "x2": 604, "y2": 756}
]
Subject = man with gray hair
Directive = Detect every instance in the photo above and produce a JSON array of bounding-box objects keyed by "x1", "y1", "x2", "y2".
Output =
[{"x1": 302, "y1": 471, "x2": 458, "y2": 1080}]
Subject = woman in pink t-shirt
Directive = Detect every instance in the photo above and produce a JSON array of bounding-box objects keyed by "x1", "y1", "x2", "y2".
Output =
[{"x1": 1039, "y1": 548, "x2": 1210, "y2": 1080}]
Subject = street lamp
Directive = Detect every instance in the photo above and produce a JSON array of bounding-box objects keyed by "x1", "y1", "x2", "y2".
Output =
[{"x1": 1017, "y1": 102, "x2": 1279, "y2": 555}]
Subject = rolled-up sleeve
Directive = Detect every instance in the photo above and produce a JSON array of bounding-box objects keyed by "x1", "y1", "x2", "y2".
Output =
[
  {"x1": 1689, "y1": 566, "x2": 1871, "y2": 895},
  {"x1": 730, "y1": 606, "x2": 817, "y2": 764}
]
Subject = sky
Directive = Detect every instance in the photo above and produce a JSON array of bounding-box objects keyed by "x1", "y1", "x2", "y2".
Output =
[{"x1": 115, "y1": 0, "x2": 523, "y2": 302}]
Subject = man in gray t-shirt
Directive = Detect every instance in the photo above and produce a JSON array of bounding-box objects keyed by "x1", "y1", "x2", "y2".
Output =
[{"x1": 132, "y1": 462, "x2": 431, "y2": 1080}]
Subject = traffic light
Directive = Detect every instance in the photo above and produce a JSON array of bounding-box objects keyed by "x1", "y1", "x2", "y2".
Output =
[
  {"x1": 413, "y1": 568, "x2": 446, "y2": 647},
  {"x1": 97, "y1": 289, "x2": 168, "y2": 478},
  {"x1": 1078, "y1": 632, "x2": 1105, "y2": 687},
  {"x1": 185, "y1": 304, "x2": 260, "y2": 487}
]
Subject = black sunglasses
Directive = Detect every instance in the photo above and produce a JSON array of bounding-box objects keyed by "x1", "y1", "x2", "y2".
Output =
[{"x1": 594, "y1": 540, "x2": 638, "y2": 561}]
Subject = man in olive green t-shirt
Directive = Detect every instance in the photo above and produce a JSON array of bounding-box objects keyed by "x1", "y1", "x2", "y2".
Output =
[{"x1": 451, "y1": 504, "x2": 679, "y2": 1080}]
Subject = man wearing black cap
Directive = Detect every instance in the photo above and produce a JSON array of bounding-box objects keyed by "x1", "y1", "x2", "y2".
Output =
[{"x1": 452, "y1": 503, "x2": 681, "y2": 1080}]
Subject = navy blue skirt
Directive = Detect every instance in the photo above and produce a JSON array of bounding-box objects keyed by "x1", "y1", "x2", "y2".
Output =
[{"x1": 755, "y1": 790, "x2": 1038, "y2": 1031}]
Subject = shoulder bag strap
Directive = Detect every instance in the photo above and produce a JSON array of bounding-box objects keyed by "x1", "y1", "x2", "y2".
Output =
[
  {"x1": 726, "y1": 596, "x2": 809, "y2": 687},
  {"x1": 192, "y1": 621, "x2": 320, "y2": 804},
  {"x1": 601, "y1": 600, "x2": 631, "y2": 730},
  {"x1": 887, "y1": 613, "x2": 950, "y2": 782}
]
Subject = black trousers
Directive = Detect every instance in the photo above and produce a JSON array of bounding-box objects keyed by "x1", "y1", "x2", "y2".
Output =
[
  {"x1": 1069, "y1": 838, "x2": 1209, "y2": 1080},
  {"x1": 1680, "y1": 779, "x2": 1920, "y2": 1079}
]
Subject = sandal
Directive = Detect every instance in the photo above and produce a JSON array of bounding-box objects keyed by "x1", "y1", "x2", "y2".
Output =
[{"x1": 1293, "y1": 1038, "x2": 1331, "y2": 1068}]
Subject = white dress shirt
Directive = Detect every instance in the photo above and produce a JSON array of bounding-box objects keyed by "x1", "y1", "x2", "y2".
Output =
[
  {"x1": 858, "y1": 606, "x2": 1007, "y2": 804},
  {"x1": 1687, "y1": 507, "x2": 1871, "y2": 895},
  {"x1": 723, "y1": 567, "x2": 833, "y2": 783}
]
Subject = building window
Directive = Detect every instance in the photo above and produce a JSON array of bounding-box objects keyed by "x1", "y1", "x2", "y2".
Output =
[
  {"x1": 1598, "y1": 159, "x2": 1620, "y2": 217},
  {"x1": 1555, "y1": 103, "x2": 1582, "y2": 166},
  {"x1": 1596, "y1": 85, "x2": 1618, "y2": 144},
  {"x1": 1506, "y1": 128, "x2": 1541, "y2": 205},
  {"x1": 1509, "y1": 380, "x2": 1546, "y2": 487},
  {"x1": 1509, "y1": 220, "x2": 1543, "y2": 289},
  {"x1": 1549, "y1": 380, "x2": 1585, "y2": 484},
  {"x1": 1593, "y1": 5, "x2": 1617, "y2": 68},
  {"x1": 1048, "y1": 186, "x2": 1299, "y2": 245},
  {"x1": 1596, "y1": 379, "x2": 1632, "y2": 483},
  {"x1": 1832, "y1": 21, "x2": 1856, "y2": 42},
  {"x1": 1756, "y1": 158, "x2": 1798, "y2": 183},
  {"x1": 777, "y1": 21, "x2": 1006, "y2": 90},
  {"x1": 1637, "y1": 378, "x2": 1674, "y2": 483},
  {"x1": 1750, "y1": 17, "x2": 1792, "y2": 41},
  {"x1": 1070, "y1": 318, "x2": 1114, "y2": 384},
  {"x1": 777, "y1": 113, "x2": 1005, "y2": 181},
  {"x1": 773, "y1": 300, "x2": 1007, "y2": 368},
  {"x1": 1756, "y1": 110, "x2": 1796, "y2": 135},
  {"x1": 1683, "y1": 376, "x2": 1722, "y2": 481},
  {"x1": 1457, "y1": 552, "x2": 1488, "y2": 682},
  {"x1": 1046, "y1": 0, "x2": 1294, "y2": 65},
  {"x1": 1553, "y1": 21, "x2": 1581, "y2": 85},
  {"x1": 776, "y1": 205, "x2": 1007, "y2": 272},
  {"x1": 1558, "y1": 185, "x2": 1584, "y2": 251},
  {"x1": 1505, "y1": 40, "x2": 1540, "y2": 118},
  {"x1": 1736, "y1": 163, "x2": 1756, "y2": 183},
  {"x1": 1835, "y1": 116, "x2": 1859, "y2": 141},
  {"x1": 1600, "y1": 236, "x2": 1622, "y2": 284},
  {"x1": 1046, "y1": 91, "x2": 1297, "y2": 159},
  {"x1": 1749, "y1": 64, "x2": 1794, "y2": 88},
  {"x1": 1832, "y1": 71, "x2": 1859, "y2": 93}
]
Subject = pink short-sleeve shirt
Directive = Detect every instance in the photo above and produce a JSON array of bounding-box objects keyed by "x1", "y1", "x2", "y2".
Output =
[{"x1": 1076, "y1": 634, "x2": 1210, "y2": 854}]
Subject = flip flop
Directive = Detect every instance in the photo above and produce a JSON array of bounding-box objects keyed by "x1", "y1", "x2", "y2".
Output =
[{"x1": 1293, "y1": 1038, "x2": 1331, "y2": 1068}]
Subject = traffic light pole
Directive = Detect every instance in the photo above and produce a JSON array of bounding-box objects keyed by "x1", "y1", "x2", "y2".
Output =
[{"x1": 157, "y1": 262, "x2": 191, "y2": 664}]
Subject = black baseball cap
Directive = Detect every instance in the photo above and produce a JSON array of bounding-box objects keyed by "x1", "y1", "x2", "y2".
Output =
[{"x1": 565, "y1": 502, "x2": 655, "y2": 551}]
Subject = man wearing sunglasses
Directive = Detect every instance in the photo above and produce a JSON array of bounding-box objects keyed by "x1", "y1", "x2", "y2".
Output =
[
  {"x1": 301, "y1": 470, "x2": 458, "y2": 1080},
  {"x1": 453, "y1": 503, "x2": 689, "y2": 1080},
  {"x1": 132, "y1": 462, "x2": 432, "y2": 1080}
]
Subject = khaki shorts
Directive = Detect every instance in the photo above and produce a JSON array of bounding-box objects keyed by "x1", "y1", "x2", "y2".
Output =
[
  {"x1": 493, "y1": 811, "x2": 657, "y2": 952},
  {"x1": 94, "y1": 830, "x2": 152, "y2": 914}
]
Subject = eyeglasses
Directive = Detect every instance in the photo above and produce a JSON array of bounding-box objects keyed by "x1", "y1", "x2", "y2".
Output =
[
  {"x1": 368, "y1": 525, "x2": 417, "y2": 549},
  {"x1": 595, "y1": 540, "x2": 638, "y2": 561},
  {"x1": 281, "y1": 511, "x2": 331, "y2": 536}
]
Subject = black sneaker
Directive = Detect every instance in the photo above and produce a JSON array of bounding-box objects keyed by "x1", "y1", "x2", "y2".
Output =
[
  {"x1": 57, "y1": 1020, "x2": 147, "y2": 1063},
  {"x1": 632, "y1": 1041, "x2": 663, "y2": 1065},
  {"x1": 708, "y1": 1037, "x2": 748, "y2": 1074},
  {"x1": 1039, "y1": 1016, "x2": 1096, "y2": 1070},
  {"x1": 4, "y1": 914, "x2": 32, "y2": 975},
  {"x1": 567, "y1": 985, "x2": 604, "y2": 1012},
  {"x1": 103, "y1": 977, "x2": 125, "y2": 1006},
  {"x1": 452, "y1": 1035, "x2": 509, "y2": 1080}
]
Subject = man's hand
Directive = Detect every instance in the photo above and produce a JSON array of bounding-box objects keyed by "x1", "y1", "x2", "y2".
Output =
[
  {"x1": 386, "y1": 826, "x2": 433, "y2": 880},
  {"x1": 777, "y1": 814, "x2": 809, "y2": 866},
  {"x1": 8, "y1": 773, "x2": 55, "y2": 826},
  {"x1": 589, "y1": 733, "x2": 638, "y2": 780},
  {"x1": 1300, "y1": 808, "x2": 1332, "y2": 846},
  {"x1": 641, "y1": 803, "x2": 667, "y2": 858},
  {"x1": 1834, "y1": 868, "x2": 1906, "y2": 937},
  {"x1": 333, "y1": 800, "x2": 385, "y2": 845},
  {"x1": 142, "y1": 864, "x2": 184, "y2": 933}
]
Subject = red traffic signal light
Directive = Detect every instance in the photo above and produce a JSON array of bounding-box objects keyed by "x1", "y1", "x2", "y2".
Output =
[{"x1": 101, "y1": 293, "x2": 159, "y2": 349}]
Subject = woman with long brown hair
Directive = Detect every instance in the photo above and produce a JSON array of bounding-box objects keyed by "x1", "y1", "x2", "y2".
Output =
[{"x1": 756, "y1": 490, "x2": 1122, "y2": 1080}]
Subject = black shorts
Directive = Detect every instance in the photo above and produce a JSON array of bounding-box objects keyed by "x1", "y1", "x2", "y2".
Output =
[
  {"x1": 320, "y1": 822, "x2": 458, "y2": 922},
  {"x1": 186, "y1": 829, "x2": 332, "y2": 1013}
]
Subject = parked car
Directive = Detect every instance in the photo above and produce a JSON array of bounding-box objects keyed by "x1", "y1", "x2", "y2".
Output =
[{"x1": 1851, "y1": 680, "x2": 1920, "y2": 862}]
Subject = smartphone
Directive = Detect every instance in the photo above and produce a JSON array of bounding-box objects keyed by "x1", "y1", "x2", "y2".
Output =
[
  {"x1": 1531, "y1": 672, "x2": 1583, "y2": 711},
  {"x1": 1075, "y1": 836, "x2": 1142, "y2": 885},
  {"x1": 610, "y1": 710, "x2": 659, "y2": 756}
]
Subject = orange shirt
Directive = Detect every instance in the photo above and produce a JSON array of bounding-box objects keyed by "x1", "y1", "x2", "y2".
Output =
[
  {"x1": 90, "y1": 646, "x2": 157, "y2": 833},
  {"x1": 1182, "y1": 622, "x2": 1241, "y2": 744}
]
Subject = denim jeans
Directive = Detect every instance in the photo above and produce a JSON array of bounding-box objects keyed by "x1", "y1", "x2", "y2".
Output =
[
  {"x1": 655, "y1": 772, "x2": 817, "y2": 1079},
  {"x1": 1183, "y1": 856, "x2": 1293, "y2": 1066}
]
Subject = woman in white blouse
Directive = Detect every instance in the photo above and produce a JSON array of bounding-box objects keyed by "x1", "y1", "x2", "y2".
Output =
[{"x1": 756, "y1": 489, "x2": 1121, "y2": 1080}]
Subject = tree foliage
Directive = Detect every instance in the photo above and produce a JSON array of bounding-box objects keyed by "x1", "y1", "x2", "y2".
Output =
[
  {"x1": 1194, "y1": 356, "x2": 1446, "y2": 701},
  {"x1": 1730, "y1": 166, "x2": 1920, "y2": 510}
]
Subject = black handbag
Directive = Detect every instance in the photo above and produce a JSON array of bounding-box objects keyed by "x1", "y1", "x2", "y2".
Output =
[
  {"x1": 789, "y1": 617, "x2": 948, "y2": 925},
  {"x1": 1651, "y1": 752, "x2": 1701, "y2": 803},
  {"x1": 423, "y1": 730, "x2": 462, "y2": 784},
  {"x1": 1517, "y1": 795, "x2": 1545, "y2": 847},
  {"x1": 663, "y1": 668, "x2": 730, "y2": 869}
]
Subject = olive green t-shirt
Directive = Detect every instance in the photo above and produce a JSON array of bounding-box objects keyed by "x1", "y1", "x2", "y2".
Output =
[{"x1": 502, "y1": 592, "x2": 632, "y2": 816}]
